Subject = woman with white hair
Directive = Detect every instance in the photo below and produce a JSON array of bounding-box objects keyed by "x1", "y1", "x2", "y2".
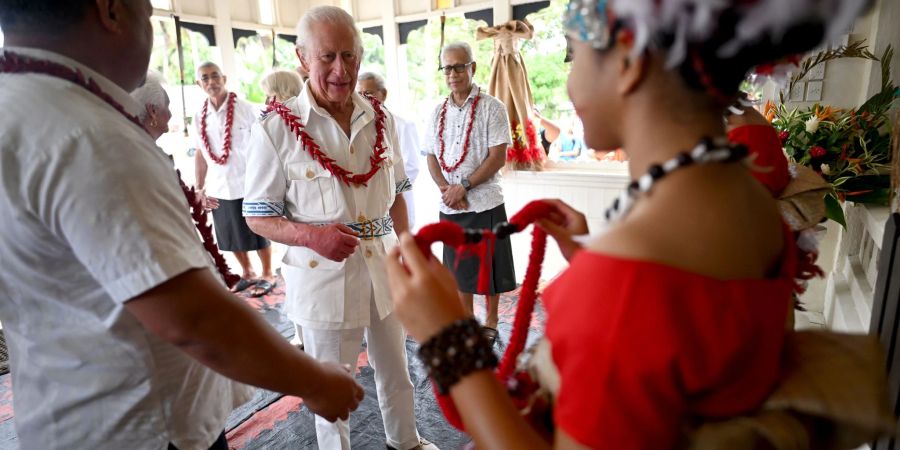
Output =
[
  {"x1": 130, "y1": 71, "x2": 171, "y2": 140},
  {"x1": 261, "y1": 69, "x2": 303, "y2": 104}
]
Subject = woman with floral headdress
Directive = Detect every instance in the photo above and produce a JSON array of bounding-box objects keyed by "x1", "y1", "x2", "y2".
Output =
[{"x1": 385, "y1": 0, "x2": 872, "y2": 449}]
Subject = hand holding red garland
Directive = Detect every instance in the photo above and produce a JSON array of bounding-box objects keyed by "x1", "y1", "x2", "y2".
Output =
[
  {"x1": 536, "y1": 199, "x2": 588, "y2": 261},
  {"x1": 385, "y1": 233, "x2": 469, "y2": 343}
]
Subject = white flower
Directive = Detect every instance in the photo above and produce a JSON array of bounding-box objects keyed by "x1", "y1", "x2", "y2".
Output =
[
  {"x1": 820, "y1": 163, "x2": 831, "y2": 175},
  {"x1": 805, "y1": 116, "x2": 820, "y2": 133}
]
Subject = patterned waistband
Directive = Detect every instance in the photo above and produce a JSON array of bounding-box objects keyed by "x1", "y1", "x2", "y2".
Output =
[{"x1": 323, "y1": 216, "x2": 393, "y2": 240}]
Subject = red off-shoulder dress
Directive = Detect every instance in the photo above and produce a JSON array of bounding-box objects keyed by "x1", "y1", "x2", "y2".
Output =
[{"x1": 542, "y1": 230, "x2": 796, "y2": 449}]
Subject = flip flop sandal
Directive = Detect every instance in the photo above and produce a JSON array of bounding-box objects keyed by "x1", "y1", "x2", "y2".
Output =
[
  {"x1": 231, "y1": 278, "x2": 255, "y2": 293},
  {"x1": 250, "y1": 280, "x2": 275, "y2": 298}
]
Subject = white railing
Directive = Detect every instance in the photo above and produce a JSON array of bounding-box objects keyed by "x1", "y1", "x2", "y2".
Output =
[
  {"x1": 501, "y1": 165, "x2": 631, "y2": 282},
  {"x1": 824, "y1": 203, "x2": 891, "y2": 333}
]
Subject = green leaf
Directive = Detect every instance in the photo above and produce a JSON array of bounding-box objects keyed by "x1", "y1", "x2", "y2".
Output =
[{"x1": 824, "y1": 194, "x2": 847, "y2": 228}]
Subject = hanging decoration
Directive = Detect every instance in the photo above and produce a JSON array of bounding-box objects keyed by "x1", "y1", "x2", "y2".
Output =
[{"x1": 476, "y1": 20, "x2": 545, "y2": 170}]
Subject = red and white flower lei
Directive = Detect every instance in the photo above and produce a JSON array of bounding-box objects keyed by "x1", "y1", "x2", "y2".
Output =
[
  {"x1": 0, "y1": 51, "x2": 241, "y2": 288},
  {"x1": 199, "y1": 92, "x2": 237, "y2": 165},
  {"x1": 267, "y1": 93, "x2": 389, "y2": 186},
  {"x1": 437, "y1": 90, "x2": 481, "y2": 173}
]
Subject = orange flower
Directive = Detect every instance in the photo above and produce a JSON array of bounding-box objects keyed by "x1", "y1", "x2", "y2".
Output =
[
  {"x1": 814, "y1": 105, "x2": 840, "y2": 121},
  {"x1": 764, "y1": 100, "x2": 776, "y2": 123}
]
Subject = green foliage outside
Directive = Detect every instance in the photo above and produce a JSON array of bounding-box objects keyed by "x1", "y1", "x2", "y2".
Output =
[
  {"x1": 519, "y1": 0, "x2": 570, "y2": 118},
  {"x1": 360, "y1": 32, "x2": 386, "y2": 76},
  {"x1": 403, "y1": 0, "x2": 570, "y2": 120},
  {"x1": 149, "y1": 18, "x2": 216, "y2": 86}
]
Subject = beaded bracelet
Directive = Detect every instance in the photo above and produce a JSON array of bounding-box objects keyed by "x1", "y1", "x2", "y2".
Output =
[{"x1": 418, "y1": 318, "x2": 499, "y2": 395}]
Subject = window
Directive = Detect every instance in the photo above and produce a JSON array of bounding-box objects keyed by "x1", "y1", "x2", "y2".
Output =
[
  {"x1": 234, "y1": 32, "x2": 273, "y2": 104},
  {"x1": 360, "y1": 30, "x2": 386, "y2": 77}
]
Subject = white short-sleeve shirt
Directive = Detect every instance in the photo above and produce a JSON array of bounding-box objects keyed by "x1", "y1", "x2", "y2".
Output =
[
  {"x1": 193, "y1": 93, "x2": 257, "y2": 200},
  {"x1": 0, "y1": 47, "x2": 252, "y2": 450},
  {"x1": 243, "y1": 85, "x2": 410, "y2": 330},
  {"x1": 393, "y1": 112, "x2": 421, "y2": 228},
  {"x1": 424, "y1": 85, "x2": 512, "y2": 214}
]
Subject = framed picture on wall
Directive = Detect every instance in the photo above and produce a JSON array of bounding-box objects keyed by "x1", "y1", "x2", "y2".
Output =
[{"x1": 435, "y1": 0, "x2": 456, "y2": 9}]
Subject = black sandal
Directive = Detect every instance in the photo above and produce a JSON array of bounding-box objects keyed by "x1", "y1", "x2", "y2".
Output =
[
  {"x1": 249, "y1": 280, "x2": 275, "y2": 298},
  {"x1": 482, "y1": 326, "x2": 499, "y2": 346}
]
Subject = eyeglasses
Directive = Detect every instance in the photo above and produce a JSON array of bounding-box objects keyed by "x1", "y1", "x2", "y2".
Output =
[{"x1": 439, "y1": 62, "x2": 474, "y2": 75}]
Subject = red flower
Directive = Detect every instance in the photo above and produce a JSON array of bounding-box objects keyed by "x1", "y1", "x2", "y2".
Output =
[
  {"x1": 809, "y1": 146, "x2": 827, "y2": 158},
  {"x1": 778, "y1": 131, "x2": 790, "y2": 143}
]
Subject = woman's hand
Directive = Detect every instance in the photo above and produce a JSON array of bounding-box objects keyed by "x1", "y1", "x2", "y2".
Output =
[
  {"x1": 537, "y1": 199, "x2": 589, "y2": 261},
  {"x1": 385, "y1": 233, "x2": 469, "y2": 342}
]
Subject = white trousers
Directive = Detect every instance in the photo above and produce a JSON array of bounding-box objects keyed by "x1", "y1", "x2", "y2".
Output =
[{"x1": 301, "y1": 299, "x2": 419, "y2": 450}]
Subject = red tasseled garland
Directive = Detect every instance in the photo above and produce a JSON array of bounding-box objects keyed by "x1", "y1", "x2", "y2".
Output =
[
  {"x1": 414, "y1": 200, "x2": 557, "y2": 430},
  {"x1": 507, "y1": 119, "x2": 545, "y2": 170}
]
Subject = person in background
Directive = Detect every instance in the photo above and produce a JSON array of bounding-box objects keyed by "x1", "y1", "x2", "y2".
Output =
[
  {"x1": 357, "y1": 71, "x2": 421, "y2": 229},
  {"x1": 261, "y1": 69, "x2": 303, "y2": 105},
  {"x1": 194, "y1": 61, "x2": 276, "y2": 297},
  {"x1": 0, "y1": 1, "x2": 363, "y2": 449},
  {"x1": 532, "y1": 107, "x2": 561, "y2": 155},
  {"x1": 131, "y1": 71, "x2": 171, "y2": 141},
  {"x1": 424, "y1": 41, "x2": 516, "y2": 346},
  {"x1": 556, "y1": 124, "x2": 584, "y2": 161}
]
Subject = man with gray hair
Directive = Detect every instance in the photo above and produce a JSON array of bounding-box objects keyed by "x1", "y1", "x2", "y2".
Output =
[
  {"x1": 243, "y1": 6, "x2": 436, "y2": 450},
  {"x1": 424, "y1": 42, "x2": 515, "y2": 345},
  {"x1": 357, "y1": 71, "x2": 422, "y2": 229},
  {"x1": 193, "y1": 61, "x2": 276, "y2": 297}
]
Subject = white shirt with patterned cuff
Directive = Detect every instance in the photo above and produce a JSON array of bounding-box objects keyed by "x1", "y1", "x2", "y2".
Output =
[
  {"x1": 192, "y1": 92, "x2": 257, "y2": 200},
  {"x1": 0, "y1": 47, "x2": 253, "y2": 450},
  {"x1": 243, "y1": 84, "x2": 411, "y2": 330},
  {"x1": 424, "y1": 84, "x2": 512, "y2": 215}
]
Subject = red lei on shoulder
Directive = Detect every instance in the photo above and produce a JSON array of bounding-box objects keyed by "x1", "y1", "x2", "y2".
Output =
[
  {"x1": 437, "y1": 92, "x2": 481, "y2": 173},
  {"x1": 199, "y1": 92, "x2": 237, "y2": 165},
  {"x1": 268, "y1": 93, "x2": 388, "y2": 186},
  {"x1": 0, "y1": 51, "x2": 240, "y2": 288}
]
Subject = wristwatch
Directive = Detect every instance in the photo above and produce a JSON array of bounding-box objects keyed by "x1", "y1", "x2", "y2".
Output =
[{"x1": 461, "y1": 178, "x2": 472, "y2": 191}]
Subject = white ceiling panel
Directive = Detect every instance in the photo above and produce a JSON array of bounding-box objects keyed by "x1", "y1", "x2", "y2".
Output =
[
  {"x1": 230, "y1": 0, "x2": 257, "y2": 23},
  {"x1": 179, "y1": 0, "x2": 213, "y2": 16}
]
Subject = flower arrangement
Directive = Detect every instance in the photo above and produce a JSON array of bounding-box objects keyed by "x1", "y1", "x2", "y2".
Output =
[{"x1": 766, "y1": 43, "x2": 898, "y2": 226}]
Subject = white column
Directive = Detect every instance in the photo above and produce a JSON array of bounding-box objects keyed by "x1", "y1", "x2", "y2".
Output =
[
  {"x1": 212, "y1": 0, "x2": 237, "y2": 78},
  {"x1": 382, "y1": 0, "x2": 402, "y2": 108},
  {"x1": 493, "y1": 0, "x2": 512, "y2": 25}
]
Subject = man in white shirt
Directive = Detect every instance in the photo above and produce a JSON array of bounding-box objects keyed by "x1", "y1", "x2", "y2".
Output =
[
  {"x1": 424, "y1": 42, "x2": 516, "y2": 345},
  {"x1": 243, "y1": 6, "x2": 436, "y2": 450},
  {"x1": 0, "y1": 2, "x2": 362, "y2": 449},
  {"x1": 194, "y1": 62, "x2": 275, "y2": 296},
  {"x1": 357, "y1": 71, "x2": 421, "y2": 229}
]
